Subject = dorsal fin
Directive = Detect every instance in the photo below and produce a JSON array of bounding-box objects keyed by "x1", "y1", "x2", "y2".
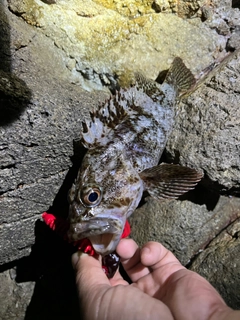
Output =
[
  {"x1": 117, "y1": 69, "x2": 165, "y2": 102},
  {"x1": 133, "y1": 72, "x2": 164, "y2": 101},
  {"x1": 81, "y1": 90, "x2": 129, "y2": 148},
  {"x1": 164, "y1": 57, "x2": 196, "y2": 97}
]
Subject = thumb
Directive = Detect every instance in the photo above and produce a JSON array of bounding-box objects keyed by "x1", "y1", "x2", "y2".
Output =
[
  {"x1": 72, "y1": 252, "x2": 112, "y2": 320},
  {"x1": 72, "y1": 252, "x2": 110, "y2": 291}
]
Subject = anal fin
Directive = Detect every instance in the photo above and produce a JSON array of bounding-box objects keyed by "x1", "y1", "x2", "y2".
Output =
[{"x1": 139, "y1": 163, "x2": 203, "y2": 201}]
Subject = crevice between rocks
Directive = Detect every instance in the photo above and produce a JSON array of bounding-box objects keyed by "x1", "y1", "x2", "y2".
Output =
[
  {"x1": 185, "y1": 216, "x2": 240, "y2": 269},
  {"x1": 232, "y1": 1, "x2": 240, "y2": 9}
]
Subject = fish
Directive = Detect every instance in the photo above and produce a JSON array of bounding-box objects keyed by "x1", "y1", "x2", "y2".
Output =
[{"x1": 67, "y1": 56, "x2": 207, "y2": 257}]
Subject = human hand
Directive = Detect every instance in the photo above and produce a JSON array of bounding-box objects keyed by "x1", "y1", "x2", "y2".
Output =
[{"x1": 72, "y1": 239, "x2": 240, "y2": 320}]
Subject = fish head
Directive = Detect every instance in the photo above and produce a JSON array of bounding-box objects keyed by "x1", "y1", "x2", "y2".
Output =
[{"x1": 68, "y1": 146, "x2": 144, "y2": 256}]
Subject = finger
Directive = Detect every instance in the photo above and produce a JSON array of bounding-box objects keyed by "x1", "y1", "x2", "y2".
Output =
[
  {"x1": 116, "y1": 238, "x2": 140, "y2": 262},
  {"x1": 116, "y1": 239, "x2": 152, "y2": 282},
  {"x1": 137, "y1": 242, "x2": 185, "y2": 296},
  {"x1": 160, "y1": 269, "x2": 229, "y2": 320},
  {"x1": 141, "y1": 242, "x2": 185, "y2": 280},
  {"x1": 109, "y1": 269, "x2": 129, "y2": 286},
  {"x1": 141, "y1": 241, "x2": 183, "y2": 273}
]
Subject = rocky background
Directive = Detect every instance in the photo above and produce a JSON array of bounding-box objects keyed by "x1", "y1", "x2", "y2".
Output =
[{"x1": 0, "y1": 0, "x2": 239, "y2": 319}]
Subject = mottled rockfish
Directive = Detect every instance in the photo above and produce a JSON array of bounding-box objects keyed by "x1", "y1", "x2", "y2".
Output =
[{"x1": 68, "y1": 57, "x2": 203, "y2": 256}]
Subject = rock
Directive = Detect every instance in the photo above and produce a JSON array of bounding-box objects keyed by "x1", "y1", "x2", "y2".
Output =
[
  {"x1": 0, "y1": 222, "x2": 80, "y2": 320},
  {"x1": 1, "y1": 0, "x2": 238, "y2": 266},
  {"x1": 0, "y1": 268, "x2": 35, "y2": 320},
  {"x1": 227, "y1": 26, "x2": 240, "y2": 50},
  {"x1": 129, "y1": 196, "x2": 240, "y2": 309},
  {"x1": 0, "y1": 70, "x2": 31, "y2": 125},
  {"x1": 190, "y1": 217, "x2": 240, "y2": 309},
  {"x1": 7, "y1": 0, "x2": 226, "y2": 91},
  {"x1": 129, "y1": 196, "x2": 240, "y2": 265},
  {"x1": 0, "y1": 0, "x2": 107, "y2": 265}
]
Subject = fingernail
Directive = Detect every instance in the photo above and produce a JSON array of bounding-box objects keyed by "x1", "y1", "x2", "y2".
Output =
[{"x1": 72, "y1": 251, "x2": 88, "y2": 269}]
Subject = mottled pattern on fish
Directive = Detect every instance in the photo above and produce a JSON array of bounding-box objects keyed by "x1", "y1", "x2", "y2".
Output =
[{"x1": 68, "y1": 57, "x2": 203, "y2": 256}]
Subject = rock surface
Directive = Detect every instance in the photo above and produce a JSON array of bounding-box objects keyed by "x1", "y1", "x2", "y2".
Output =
[
  {"x1": 0, "y1": 0, "x2": 240, "y2": 318},
  {"x1": 7, "y1": 0, "x2": 227, "y2": 90},
  {"x1": 129, "y1": 196, "x2": 240, "y2": 265},
  {"x1": 190, "y1": 217, "x2": 240, "y2": 309},
  {"x1": 0, "y1": 0, "x2": 107, "y2": 265},
  {"x1": 0, "y1": 269, "x2": 35, "y2": 320}
]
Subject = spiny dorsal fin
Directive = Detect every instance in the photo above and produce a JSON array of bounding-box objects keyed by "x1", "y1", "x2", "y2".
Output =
[
  {"x1": 139, "y1": 163, "x2": 203, "y2": 200},
  {"x1": 117, "y1": 69, "x2": 164, "y2": 101},
  {"x1": 133, "y1": 72, "x2": 165, "y2": 101},
  {"x1": 164, "y1": 57, "x2": 196, "y2": 97},
  {"x1": 81, "y1": 90, "x2": 129, "y2": 148}
]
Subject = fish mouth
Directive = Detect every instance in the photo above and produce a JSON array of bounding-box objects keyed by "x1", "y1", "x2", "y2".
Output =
[
  {"x1": 89, "y1": 233, "x2": 121, "y2": 256},
  {"x1": 68, "y1": 218, "x2": 124, "y2": 255}
]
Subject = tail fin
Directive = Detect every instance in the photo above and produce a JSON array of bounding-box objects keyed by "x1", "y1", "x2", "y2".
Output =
[{"x1": 164, "y1": 57, "x2": 196, "y2": 97}]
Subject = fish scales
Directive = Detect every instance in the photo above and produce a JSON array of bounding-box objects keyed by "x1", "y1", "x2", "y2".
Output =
[
  {"x1": 110, "y1": 86, "x2": 175, "y2": 171},
  {"x1": 68, "y1": 57, "x2": 206, "y2": 257}
]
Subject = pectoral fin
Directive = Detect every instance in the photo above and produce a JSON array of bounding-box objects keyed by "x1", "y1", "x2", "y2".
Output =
[{"x1": 139, "y1": 163, "x2": 203, "y2": 200}]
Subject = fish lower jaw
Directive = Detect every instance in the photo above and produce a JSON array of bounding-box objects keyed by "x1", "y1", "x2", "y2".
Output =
[
  {"x1": 89, "y1": 233, "x2": 120, "y2": 256},
  {"x1": 68, "y1": 219, "x2": 124, "y2": 255}
]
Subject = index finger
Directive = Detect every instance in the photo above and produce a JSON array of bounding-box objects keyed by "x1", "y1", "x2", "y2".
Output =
[{"x1": 117, "y1": 240, "x2": 185, "y2": 286}]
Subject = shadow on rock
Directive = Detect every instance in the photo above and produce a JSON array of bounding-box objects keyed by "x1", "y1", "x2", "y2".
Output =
[
  {"x1": 12, "y1": 142, "x2": 87, "y2": 320},
  {"x1": 232, "y1": 0, "x2": 240, "y2": 9},
  {"x1": 0, "y1": 2, "x2": 31, "y2": 125},
  {"x1": 16, "y1": 220, "x2": 81, "y2": 320},
  {"x1": 47, "y1": 141, "x2": 87, "y2": 218}
]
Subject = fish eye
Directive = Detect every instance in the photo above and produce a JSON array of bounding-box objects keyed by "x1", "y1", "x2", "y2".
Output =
[{"x1": 80, "y1": 185, "x2": 102, "y2": 208}]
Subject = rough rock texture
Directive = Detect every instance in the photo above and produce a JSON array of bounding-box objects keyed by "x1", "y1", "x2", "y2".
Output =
[
  {"x1": 7, "y1": 0, "x2": 226, "y2": 90},
  {"x1": 130, "y1": 195, "x2": 240, "y2": 262},
  {"x1": 130, "y1": 195, "x2": 240, "y2": 310},
  {"x1": 190, "y1": 217, "x2": 240, "y2": 309},
  {"x1": 0, "y1": 226, "x2": 81, "y2": 320},
  {"x1": 0, "y1": 1, "x2": 106, "y2": 318},
  {"x1": 0, "y1": 0, "x2": 107, "y2": 266},
  {"x1": 129, "y1": 195, "x2": 240, "y2": 264},
  {"x1": 0, "y1": 269, "x2": 35, "y2": 320},
  {"x1": 0, "y1": 0, "x2": 240, "y2": 318}
]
